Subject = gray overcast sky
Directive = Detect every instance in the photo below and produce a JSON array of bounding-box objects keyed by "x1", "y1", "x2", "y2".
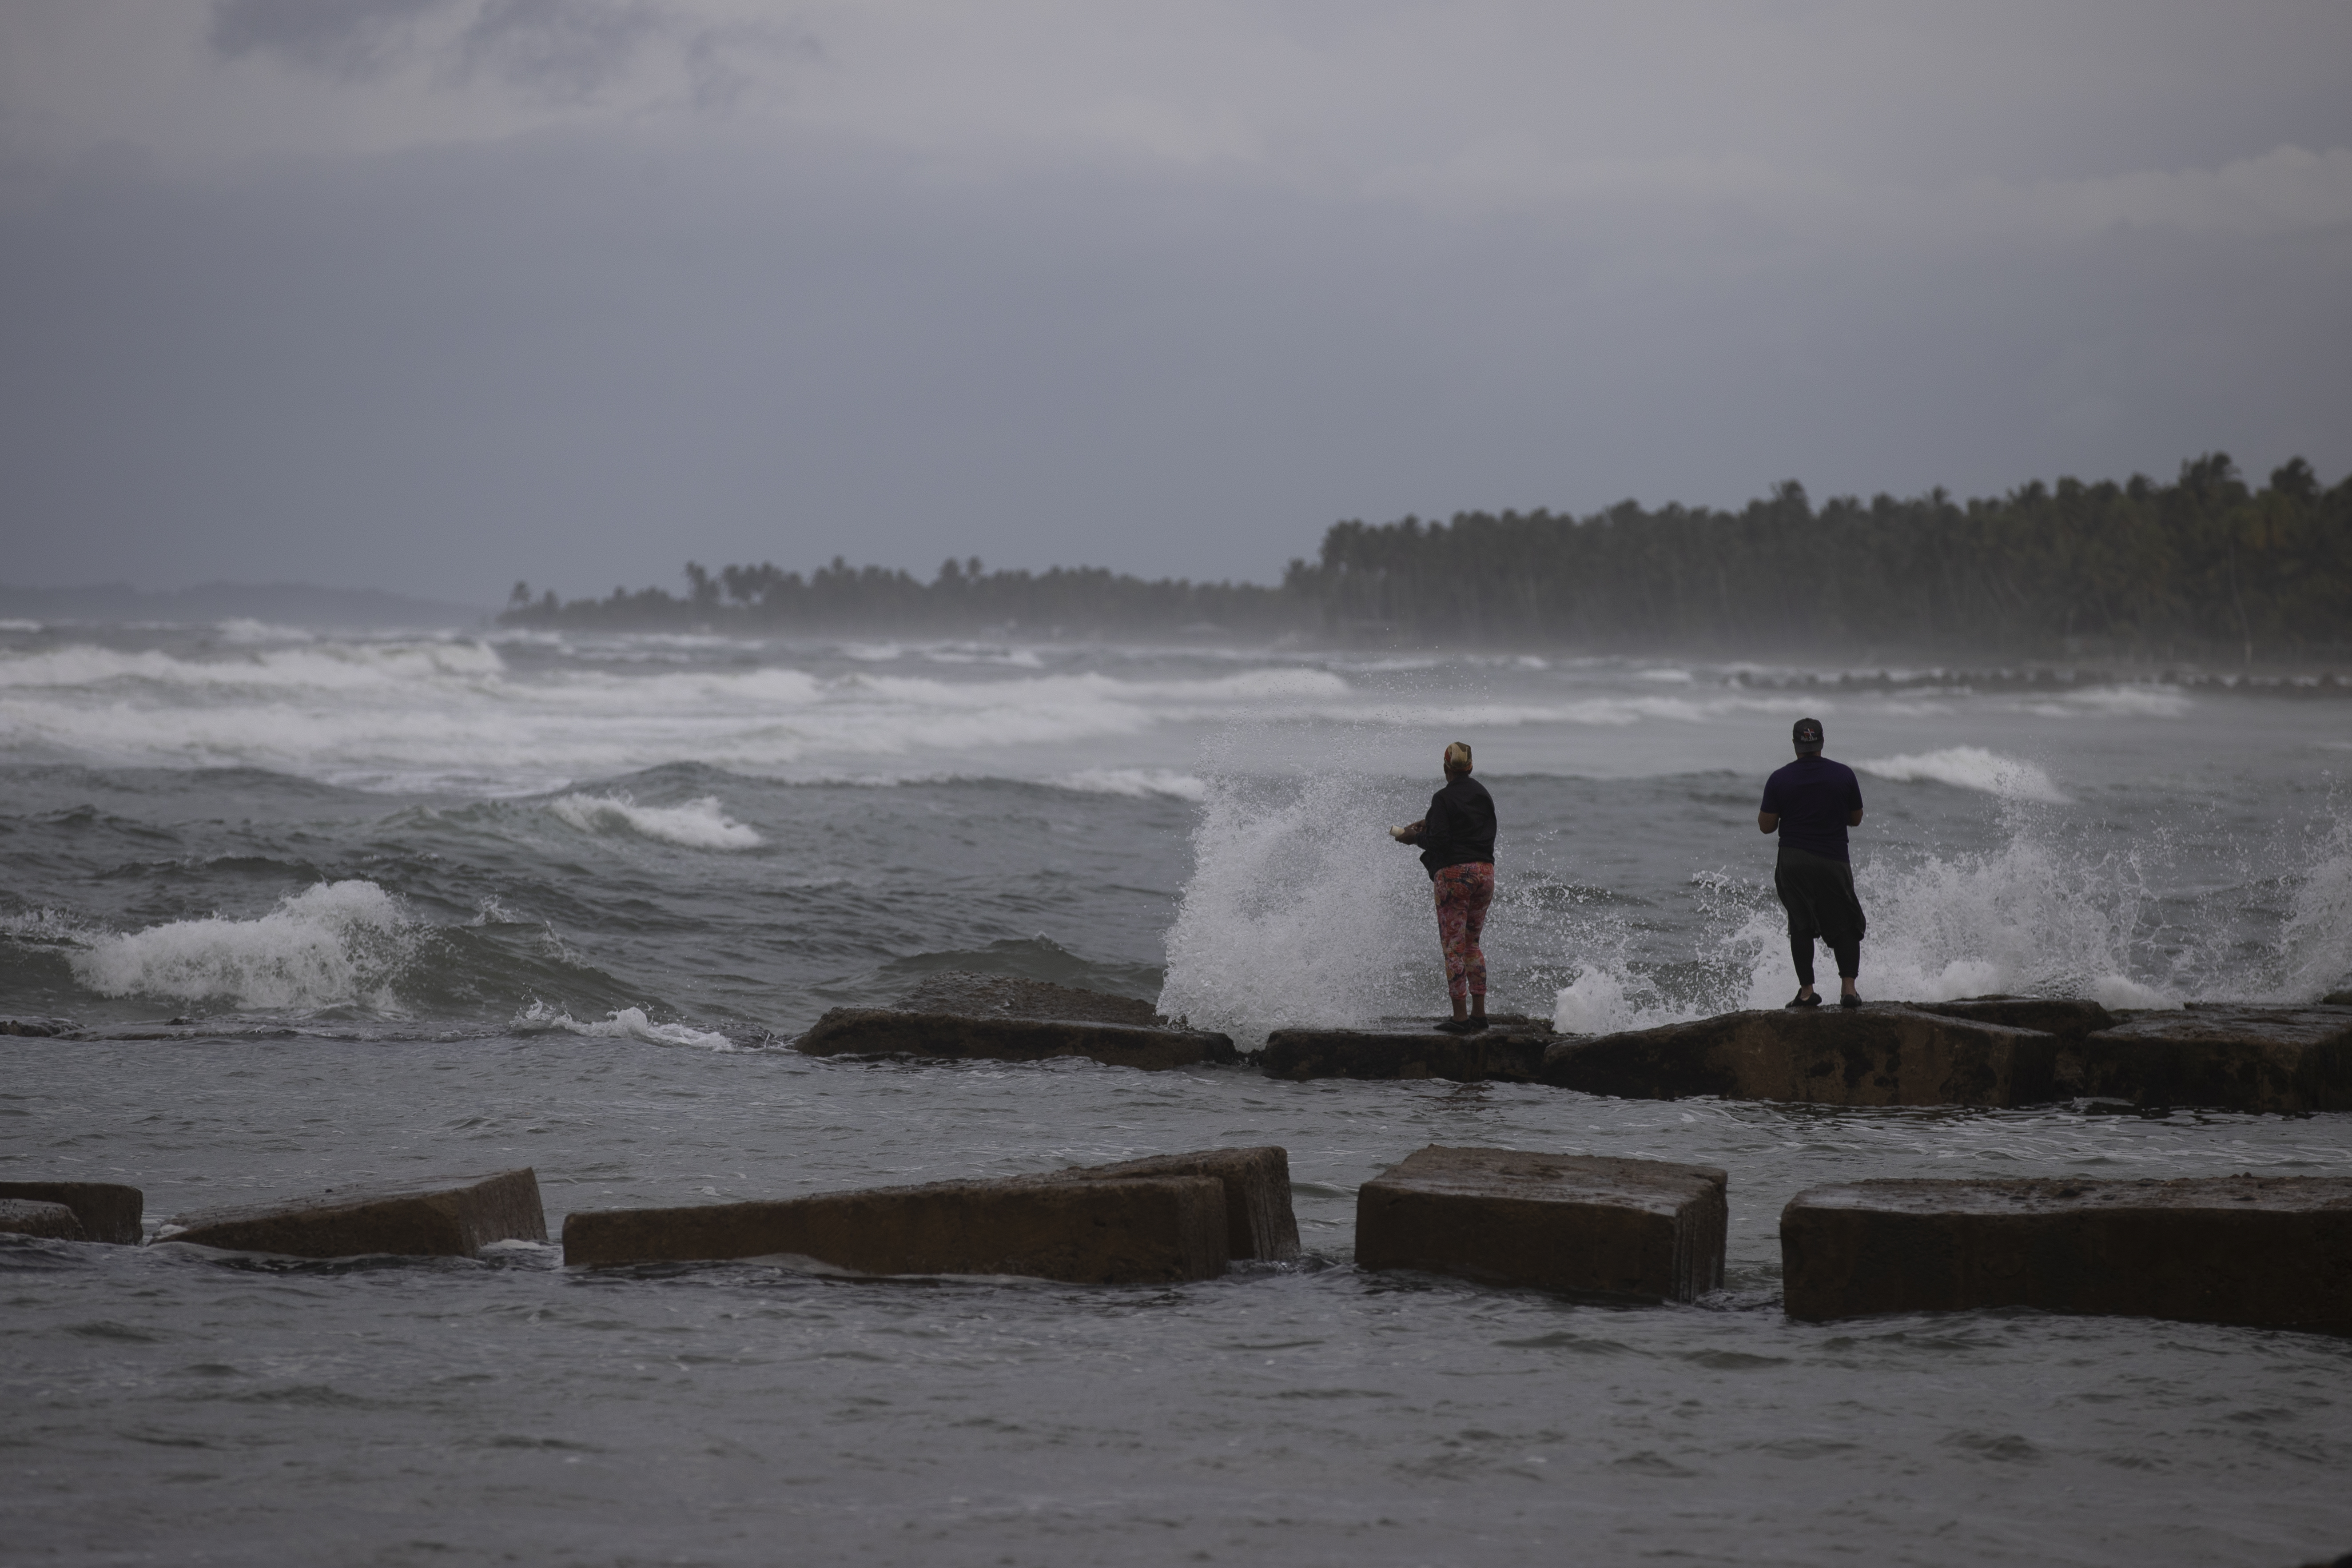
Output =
[{"x1": 3, "y1": 1, "x2": 2348, "y2": 604}]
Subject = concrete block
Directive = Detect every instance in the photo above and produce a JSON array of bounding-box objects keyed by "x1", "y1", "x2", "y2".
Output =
[
  {"x1": 1051, "y1": 1146, "x2": 1299, "y2": 1261},
  {"x1": 0, "y1": 1198, "x2": 87, "y2": 1241},
  {"x1": 1356, "y1": 1146, "x2": 1727, "y2": 1302},
  {"x1": 1781, "y1": 1175, "x2": 2352, "y2": 1333},
  {"x1": 1911, "y1": 995, "x2": 2116, "y2": 1040},
  {"x1": 899, "y1": 971, "x2": 1163, "y2": 1027},
  {"x1": 1542, "y1": 1004, "x2": 2054, "y2": 1107},
  {"x1": 1261, "y1": 1024, "x2": 1552, "y2": 1083},
  {"x1": 157, "y1": 1168, "x2": 546, "y2": 1258},
  {"x1": 2061, "y1": 1004, "x2": 2352, "y2": 1112},
  {"x1": 563, "y1": 1174, "x2": 1228, "y2": 1283},
  {"x1": 0, "y1": 1182, "x2": 143, "y2": 1244},
  {"x1": 795, "y1": 1007, "x2": 1237, "y2": 1071}
]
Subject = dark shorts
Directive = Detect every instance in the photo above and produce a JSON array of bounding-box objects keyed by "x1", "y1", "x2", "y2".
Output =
[{"x1": 1775, "y1": 844, "x2": 1866, "y2": 947}]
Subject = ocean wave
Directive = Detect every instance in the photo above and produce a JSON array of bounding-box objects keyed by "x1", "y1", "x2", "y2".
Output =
[
  {"x1": 1854, "y1": 746, "x2": 2071, "y2": 803},
  {"x1": 1058, "y1": 768, "x2": 1208, "y2": 801},
  {"x1": 546, "y1": 792, "x2": 764, "y2": 849},
  {"x1": 2022, "y1": 685, "x2": 2193, "y2": 719},
  {"x1": 511, "y1": 999, "x2": 739, "y2": 1051},
  {"x1": 64, "y1": 880, "x2": 414, "y2": 1011}
]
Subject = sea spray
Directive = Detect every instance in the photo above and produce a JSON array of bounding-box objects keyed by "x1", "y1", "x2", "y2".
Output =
[
  {"x1": 1158, "y1": 768, "x2": 1440, "y2": 1035},
  {"x1": 67, "y1": 880, "x2": 414, "y2": 1011}
]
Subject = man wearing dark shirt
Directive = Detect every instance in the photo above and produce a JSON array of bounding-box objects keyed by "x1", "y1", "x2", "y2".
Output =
[
  {"x1": 1392, "y1": 741, "x2": 1497, "y2": 1032},
  {"x1": 1756, "y1": 716, "x2": 1867, "y2": 1008}
]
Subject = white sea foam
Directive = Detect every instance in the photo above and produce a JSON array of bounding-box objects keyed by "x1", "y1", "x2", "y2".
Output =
[
  {"x1": 547, "y1": 792, "x2": 764, "y2": 849},
  {"x1": 512, "y1": 999, "x2": 739, "y2": 1051},
  {"x1": 66, "y1": 880, "x2": 413, "y2": 1011},
  {"x1": 1060, "y1": 768, "x2": 1208, "y2": 801},
  {"x1": 1855, "y1": 746, "x2": 2071, "y2": 803},
  {"x1": 2265, "y1": 811, "x2": 2352, "y2": 1003}
]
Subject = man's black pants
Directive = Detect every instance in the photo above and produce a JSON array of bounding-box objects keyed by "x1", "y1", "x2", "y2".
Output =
[{"x1": 1774, "y1": 844, "x2": 1866, "y2": 984}]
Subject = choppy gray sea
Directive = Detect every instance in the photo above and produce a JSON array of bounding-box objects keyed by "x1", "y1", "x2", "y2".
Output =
[{"x1": 5, "y1": 623, "x2": 2349, "y2": 1566}]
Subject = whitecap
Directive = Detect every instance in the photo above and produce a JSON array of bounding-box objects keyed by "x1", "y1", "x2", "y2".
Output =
[
  {"x1": 1059, "y1": 768, "x2": 1209, "y2": 802},
  {"x1": 546, "y1": 792, "x2": 763, "y2": 850},
  {"x1": 66, "y1": 880, "x2": 412, "y2": 1010},
  {"x1": 1855, "y1": 746, "x2": 2071, "y2": 803},
  {"x1": 512, "y1": 1000, "x2": 738, "y2": 1051}
]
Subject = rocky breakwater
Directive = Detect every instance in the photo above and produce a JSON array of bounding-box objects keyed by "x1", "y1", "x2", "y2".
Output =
[
  {"x1": 0, "y1": 1182, "x2": 144, "y2": 1243},
  {"x1": 1356, "y1": 1146, "x2": 1727, "y2": 1303},
  {"x1": 1540, "y1": 1001, "x2": 2058, "y2": 1108},
  {"x1": 1782, "y1": 1174, "x2": 2352, "y2": 1334},
  {"x1": 1541, "y1": 995, "x2": 2352, "y2": 1112},
  {"x1": 561, "y1": 1145, "x2": 1300, "y2": 1282},
  {"x1": 155, "y1": 1170, "x2": 547, "y2": 1258},
  {"x1": 1260, "y1": 1017, "x2": 1555, "y2": 1083},
  {"x1": 2055, "y1": 1003, "x2": 2352, "y2": 1113},
  {"x1": 795, "y1": 971, "x2": 1236, "y2": 1070}
]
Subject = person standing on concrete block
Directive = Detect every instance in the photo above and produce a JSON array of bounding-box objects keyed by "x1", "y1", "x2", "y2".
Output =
[
  {"x1": 1391, "y1": 741, "x2": 1497, "y2": 1033},
  {"x1": 1757, "y1": 717, "x2": 1866, "y2": 1009}
]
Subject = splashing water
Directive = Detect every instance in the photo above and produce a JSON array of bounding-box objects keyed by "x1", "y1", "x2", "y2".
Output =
[
  {"x1": 1158, "y1": 768, "x2": 1440, "y2": 1035},
  {"x1": 66, "y1": 880, "x2": 414, "y2": 1011},
  {"x1": 511, "y1": 999, "x2": 740, "y2": 1051}
]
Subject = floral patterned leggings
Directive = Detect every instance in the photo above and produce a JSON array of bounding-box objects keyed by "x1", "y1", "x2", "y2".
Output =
[{"x1": 1432, "y1": 862, "x2": 1495, "y2": 1001}]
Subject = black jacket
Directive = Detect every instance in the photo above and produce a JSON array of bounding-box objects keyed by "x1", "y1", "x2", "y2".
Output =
[{"x1": 1417, "y1": 775, "x2": 1496, "y2": 877}]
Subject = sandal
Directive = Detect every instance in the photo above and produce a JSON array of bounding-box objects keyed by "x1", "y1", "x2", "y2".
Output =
[{"x1": 1786, "y1": 991, "x2": 1821, "y2": 1009}]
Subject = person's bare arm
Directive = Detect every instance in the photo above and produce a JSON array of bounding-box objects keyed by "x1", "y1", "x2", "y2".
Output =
[{"x1": 1757, "y1": 812, "x2": 1778, "y2": 833}]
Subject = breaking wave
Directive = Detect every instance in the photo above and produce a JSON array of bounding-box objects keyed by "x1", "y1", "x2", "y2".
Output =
[
  {"x1": 65, "y1": 880, "x2": 414, "y2": 1011},
  {"x1": 511, "y1": 1000, "x2": 739, "y2": 1051},
  {"x1": 547, "y1": 792, "x2": 763, "y2": 849},
  {"x1": 1854, "y1": 746, "x2": 2070, "y2": 803},
  {"x1": 1059, "y1": 768, "x2": 1208, "y2": 801}
]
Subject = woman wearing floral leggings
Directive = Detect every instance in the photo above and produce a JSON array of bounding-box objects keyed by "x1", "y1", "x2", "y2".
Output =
[{"x1": 1390, "y1": 741, "x2": 1497, "y2": 1033}]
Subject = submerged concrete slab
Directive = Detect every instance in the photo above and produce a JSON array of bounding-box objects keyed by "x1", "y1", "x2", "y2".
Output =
[
  {"x1": 2060, "y1": 1005, "x2": 2352, "y2": 1113},
  {"x1": 1541, "y1": 1005, "x2": 2053, "y2": 1107},
  {"x1": 795, "y1": 1008, "x2": 1237, "y2": 1071},
  {"x1": 1911, "y1": 995, "x2": 2116, "y2": 1040},
  {"x1": 1356, "y1": 1146, "x2": 1727, "y2": 1303},
  {"x1": 1051, "y1": 1146, "x2": 1299, "y2": 1261},
  {"x1": 0, "y1": 1182, "x2": 143, "y2": 1244},
  {"x1": 158, "y1": 1169, "x2": 546, "y2": 1258},
  {"x1": 1782, "y1": 1175, "x2": 2352, "y2": 1333},
  {"x1": 1260, "y1": 1025, "x2": 1552, "y2": 1083},
  {"x1": 562, "y1": 1174, "x2": 1227, "y2": 1283},
  {"x1": 0, "y1": 1198, "x2": 87, "y2": 1241}
]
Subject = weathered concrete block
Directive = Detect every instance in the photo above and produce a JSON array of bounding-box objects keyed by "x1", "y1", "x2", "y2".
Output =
[
  {"x1": 1542, "y1": 1004, "x2": 2054, "y2": 1107},
  {"x1": 157, "y1": 1169, "x2": 546, "y2": 1258},
  {"x1": 795, "y1": 1007, "x2": 1237, "y2": 1071},
  {"x1": 899, "y1": 971, "x2": 1164, "y2": 1027},
  {"x1": 563, "y1": 1174, "x2": 1227, "y2": 1282},
  {"x1": 1050, "y1": 1146, "x2": 1299, "y2": 1261},
  {"x1": 2060, "y1": 1004, "x2": 2352, "y2": 1113},
  {"x1": 1356, "y1": 1146, "x2": 1727, "y2": 1302},
  {"x1": 1261, "y1": 1024, "x2": 1552, "y2": 1083},
  {"x1": 1912, "y1": 995, "x2": 2116, "y2": 1040},
  {"x1": 0, "y1": 1182, "x2": 143, "y2": 1244},
  {"x1": 1782, "y1": 1175, "x2": 2352, "y2": 1333},
  {"x1": 0, "y1": 1198, "x2": 88, "y2": 1241}
]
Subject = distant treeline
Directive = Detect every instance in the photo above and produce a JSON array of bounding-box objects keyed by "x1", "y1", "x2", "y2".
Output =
[{"x1": 502, "y1": 453, "x2": 2351, "y2": 660}]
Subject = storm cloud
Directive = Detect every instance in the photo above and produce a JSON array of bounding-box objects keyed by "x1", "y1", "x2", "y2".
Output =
[{"x1": 2, "y1": 2, "x2": 2347, "y2": 602}]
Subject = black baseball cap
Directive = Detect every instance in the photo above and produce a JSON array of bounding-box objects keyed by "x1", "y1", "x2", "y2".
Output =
[{"x1": 1792, "y1": 717, "x2": 1824, "y2": 750}]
